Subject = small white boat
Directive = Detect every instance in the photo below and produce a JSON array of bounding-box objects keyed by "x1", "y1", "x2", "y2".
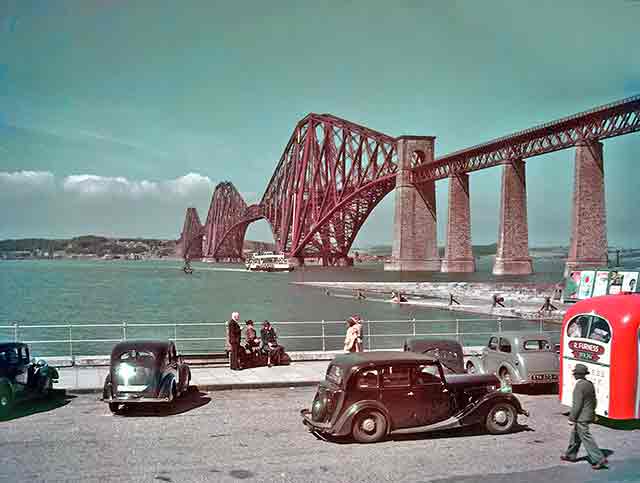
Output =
[{"x1": 245, "y1": 252, "x2": 294, "y2": 272}]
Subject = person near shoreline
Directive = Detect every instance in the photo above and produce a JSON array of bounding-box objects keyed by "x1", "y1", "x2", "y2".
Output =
[
  {"x1": 356, "y1": 289, "x2": 366, "y2": 300},
  {"x1": 344, "y1": 315, "x2": 363, "y2": 353},
  {"x1": 492, "y1": 294, "x2": 505, "y2": 308},
  {"x1": 449, "y1": 293, "x2": 460, "y2": 306},
  {"x1": 561, "y1": 364, "x2": 608, "y2": 470},
  {"x1": 227, "y1": 311, "x2": 242, "y2": 370},
  {"x1": 261, "y1": 320, "x2": 283, "y2": 367},
  {"x1": 539, "y1": 296, "x2": 557, "y2": 313}
]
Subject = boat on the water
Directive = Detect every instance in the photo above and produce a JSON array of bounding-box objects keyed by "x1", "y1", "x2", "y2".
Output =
[{"x1": 245, "y1": 252, "x2": 294, "y2": 272}]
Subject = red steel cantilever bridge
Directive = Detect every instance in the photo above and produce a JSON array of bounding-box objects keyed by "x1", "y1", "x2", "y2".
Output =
[{"x1": 178, "y1": 94, "x2": 640, "y2": 274}]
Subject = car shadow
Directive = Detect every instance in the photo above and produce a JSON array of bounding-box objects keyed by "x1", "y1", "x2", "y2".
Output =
[
  {"x1": 0, "y1": 389, "x2": 75, "y2": 422},
  {"x1": 596, "y1": 417, "x2": 640, "y2": 430},
  {"x1": 513, "y1": 384, "x2": 558, "y2": 396},
  {"x1": 115, "y1": 386, "x2": 211, "y2": 417},
  {"x1": 328, "y1": 423, "x2": 534, "y2": 444}
]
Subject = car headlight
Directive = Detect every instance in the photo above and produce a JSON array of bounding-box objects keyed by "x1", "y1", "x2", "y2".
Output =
[{"x1": 117, "y1": 364, "x2": 135, "y2": 382}]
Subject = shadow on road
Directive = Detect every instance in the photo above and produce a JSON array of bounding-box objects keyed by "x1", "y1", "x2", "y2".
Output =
[
  {"x1": 115, "y1": 386, "x2": 211, "y2": 417},
  {"x1": 327, "y1": 423, "x2": 534, "y2": 444},
  {"x1": 0, "y1": 389, "x2": 75, "y2": 422}
]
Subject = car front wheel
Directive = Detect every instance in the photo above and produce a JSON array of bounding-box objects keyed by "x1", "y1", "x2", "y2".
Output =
[
  {"x1": 108, "y1": 402, "x2": 121, "y2": 414},
  {"x1": 485, "y1": 402, "x2": 517, "y2": 434},
  {"x1": 498, "y1": 368, "x2": 513, "y2": 386},
  {"x1": 352, "y1": 410, "x2": 387, "y2": 443},
  {"x1": 466, "y1": 362, "x2": 477, "y2": 374}
]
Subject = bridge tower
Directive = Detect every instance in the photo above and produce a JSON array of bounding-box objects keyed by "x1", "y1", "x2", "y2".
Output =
[
  {"x1": 492, "y1": 159, "x2": 533, "y2": 275},
  {"x1": 385, "y1": 136, "x2": 440, "y2": 271},
  {"x1": 565, "y1": 140, "x2": 608, "y2": 276}
]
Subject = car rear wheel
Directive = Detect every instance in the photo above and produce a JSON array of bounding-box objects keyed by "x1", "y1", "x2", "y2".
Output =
[
  {"x1": 0, "y1": 385, "x2": 13, "y2": 417},
  {"x1": 485, "y1": 402, "x2": 517, "y2": 434},
  {"x1": 352, "y1": 410, "x2": 387, "y2": 444},
  {"x1": 108, "y1": 402, "x2": 121, "y2": 414}
]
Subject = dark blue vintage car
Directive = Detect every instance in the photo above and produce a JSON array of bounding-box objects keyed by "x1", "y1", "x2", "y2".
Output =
[
  {"x1": 0, "y1": 342, "x2": 59, "y2": 417},
  {"x1": 102, "y1": 340, "x2": 191, "y2": 414}
]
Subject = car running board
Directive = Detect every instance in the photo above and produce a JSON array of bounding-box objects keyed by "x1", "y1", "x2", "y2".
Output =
[{"x1": 390, "y1": 416, "x2": 462, "y2": 435}]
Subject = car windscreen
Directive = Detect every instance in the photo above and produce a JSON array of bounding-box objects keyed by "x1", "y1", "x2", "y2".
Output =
[
  {"x1": 116, "y1": 349, "x2": 157, "y2": 366},
  {"x1": 522, "y1": 340, "x2": 552, "y2": 351},
  {"x1": 325, "y1": 364, "x2": 343, "y2": 385}
]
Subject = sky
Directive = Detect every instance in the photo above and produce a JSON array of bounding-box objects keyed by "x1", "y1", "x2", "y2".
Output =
[{"x1": 0, "y1": 0, "x2": 639, "y2": 248}]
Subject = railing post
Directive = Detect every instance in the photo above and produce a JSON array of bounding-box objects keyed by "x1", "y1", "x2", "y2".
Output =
[
  {"x1": 174, "y1": 323, "x2": 178, "y2": 344},
  {"x1": 68, "y1": 324, "x2": 73, "y2": 361},
  {"x1": 455, "y1": 318, "x2": 460, "y2": 343},
  {"x1": 367, "y1": 320, "x2": 372, "y2": 350},
  {"x1": 497, "y1": 318, "x2": 503, "y2": 333},
  {"x1": 321, "y1": 320, "x2": 326, "y2": 352},
  {"x1": 412, "y1": 318, "x2": 416, "y2": 336},
  {"x1": 539, "y1": 318, "x2": 543, "y2": 333},
  {"x1": 122, "y1": 321, "x2": 127, "y2": 341},
  {"x1": 13, "y1": 322, "x2": 18, "y2": 342}
]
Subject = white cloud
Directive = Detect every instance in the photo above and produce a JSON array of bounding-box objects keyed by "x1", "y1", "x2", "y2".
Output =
[
  {"x1": 0, "y1": 170, "x2": 56, "y2": 197},
  {"x1": 62, "y1": 172, "x2": 214, "y2": 198},
  {"x1": 0, "y1": 170, "x2": 55, "y2": 187}
]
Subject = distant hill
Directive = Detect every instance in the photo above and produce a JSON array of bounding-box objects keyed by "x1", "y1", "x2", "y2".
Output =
[{"x1": 0, "y1": 236, "x2": 274, "y2": 258}]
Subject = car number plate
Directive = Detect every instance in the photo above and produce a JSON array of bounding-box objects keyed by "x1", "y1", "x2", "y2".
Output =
[
  {"x1": 117, "y1": 385, "x2": 147, "y2": 392},
  {"x1": 530, "y1": 374, "x2": 558, "y2": 381}
]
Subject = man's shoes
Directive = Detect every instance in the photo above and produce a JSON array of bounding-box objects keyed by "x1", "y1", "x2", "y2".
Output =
[
  {"x1": 560, "y1": 455, "x2": 577, "y2": 463},
  {"x1": 591, "y1": 461, "x2": 608, "y2": 470}
]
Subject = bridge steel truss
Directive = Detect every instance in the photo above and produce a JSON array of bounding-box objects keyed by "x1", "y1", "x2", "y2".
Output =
[
  {"x1": 260, "y1": 114, "x2": 399, "y2": 263},
  {"x1": 412, "y1": 95, "x2": 640, "y2": 183},
  {"x1": 184, "y1": 94, "x2": 640, "y2": 265},
  {"x1": 176, "y1": 207, "x2": 203, "y2": 259}
]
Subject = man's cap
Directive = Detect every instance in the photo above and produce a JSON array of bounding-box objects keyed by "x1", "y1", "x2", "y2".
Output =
[{"x1": 573, "y1": 364, "x2": 589, "y2": 376}]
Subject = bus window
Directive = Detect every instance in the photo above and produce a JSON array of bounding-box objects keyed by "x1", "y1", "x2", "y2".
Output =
[{"x1": 588, "y1": 317, "x2": 612, "y2": 343}]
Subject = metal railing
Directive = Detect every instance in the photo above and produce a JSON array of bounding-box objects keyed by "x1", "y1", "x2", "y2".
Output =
[{"x1": 0, "y1": 318, "x2": 561, "y2": 358}]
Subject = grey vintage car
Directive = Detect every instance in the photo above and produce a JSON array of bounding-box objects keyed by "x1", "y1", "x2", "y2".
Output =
[{"x1": 464, "y1": 332, "x2": 559, "y2": 387}]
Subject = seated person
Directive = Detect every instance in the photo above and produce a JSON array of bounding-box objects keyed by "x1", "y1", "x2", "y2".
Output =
[
  {"x1": 261, "y1": 320, "x2": 284, "y2": 367},
  {"x1": 391, "y1": 291, "x2": 407, "y2": 303},
  {"x1": 244, "y1": 320, "x2": 260, "y2": 351}
]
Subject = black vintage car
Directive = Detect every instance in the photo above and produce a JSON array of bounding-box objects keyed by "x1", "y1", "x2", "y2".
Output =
[
  {"x1": 403, "y1": 337, "x2": 465, "y2": 374},
  {"x1": 301, "y1": 351, "x2": 528, "y2": 443},
  {"x1": 102, "y1": 340, "x2": 191, "y2": 413},
  {"x1": 0, "y1": 342, "x2": 59, "y2": 417}
]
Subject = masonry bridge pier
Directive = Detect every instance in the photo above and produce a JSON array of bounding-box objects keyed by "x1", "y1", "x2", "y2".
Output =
[{"x1": 178, "y1": 96, "x2": 640, "y2": 275}]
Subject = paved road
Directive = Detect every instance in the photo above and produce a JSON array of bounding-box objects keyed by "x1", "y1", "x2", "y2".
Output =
[{"x1": 1, "y1": 388, "x2": 639, "y2": 483}]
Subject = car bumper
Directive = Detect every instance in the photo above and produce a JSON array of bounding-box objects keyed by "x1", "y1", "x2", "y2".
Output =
[
  {"x1": 300, "y1": 409, "x2": 334, "y2": 433},
  {"x1": 103, "y1": 396, "x2": 171, "y2": 403}
]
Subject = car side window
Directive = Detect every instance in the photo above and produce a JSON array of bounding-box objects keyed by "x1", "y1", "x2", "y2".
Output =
[
  {"x1": 414, "y1": 365, "x2": 442, "y2": 386},
  {"x1": 6, "y1": 348, "x2": 19, "y2": 364},
  {"x1": 499, "y1": 338, "x2": 512, "y2": 353},
  {"x1": 356, "y1": 368, "x2": 379, "y2": 389},
  {"x1": 381, "y1": 366, "x2": 410, "y2": 388},
  {"x1": 19, "y1": 346, "x2": 29, "y2": 363},
  {"x1": 488, "y1": 337, "x2": 498, "y2": 351}
]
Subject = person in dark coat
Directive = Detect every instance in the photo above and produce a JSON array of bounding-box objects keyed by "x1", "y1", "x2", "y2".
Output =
[
  {"x1": 261, "y1": 320, "x2": 282, "y2": 367},
  {"x1": 227, "y1": 311, "x2": 242, "y2": 370},
  {"x1": 560, "y1": 364, "x2": 608, "y2": 470},
  {"x1": 245, "y1": 320, "x2": 259, "y2": 351}
]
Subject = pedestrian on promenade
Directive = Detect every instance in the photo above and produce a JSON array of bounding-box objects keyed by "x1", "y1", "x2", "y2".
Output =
[
  {"x1": 228, "y1": 312, "x2": 242, "y2": 370},
  {"x1": 344, "y1": 315, "x2": 363, "y2": 353},
  {"x1": 449, "y1": 293, "x2": 460, "y2": 306},
  {"x1": 356, "y1": 289, "x2": 366, "y2": 300},
  {"x1": 561, "y1": 364, "x2": 608, "y2": 470}
]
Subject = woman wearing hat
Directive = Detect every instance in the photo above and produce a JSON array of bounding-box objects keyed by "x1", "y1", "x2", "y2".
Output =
[
  {"x1": 343, "y1": 315, "x2": 363, "y2": 353},
  {"x1": 561, "y1": 363, "x2": 608, "y2": 470}
]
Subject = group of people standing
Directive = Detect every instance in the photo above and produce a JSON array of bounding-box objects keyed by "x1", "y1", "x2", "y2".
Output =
[{"x1": 226, "y1": 312, "x2": 283, "y2": 370}]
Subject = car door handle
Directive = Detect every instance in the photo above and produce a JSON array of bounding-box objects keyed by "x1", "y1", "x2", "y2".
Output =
[{"x1": 407, "y1": 391, "x2": 414, "y2": 396}]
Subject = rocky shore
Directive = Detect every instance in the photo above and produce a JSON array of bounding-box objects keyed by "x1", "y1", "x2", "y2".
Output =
[{"x1": 295, "y1": 281, "x2": 568, "y2": 322}]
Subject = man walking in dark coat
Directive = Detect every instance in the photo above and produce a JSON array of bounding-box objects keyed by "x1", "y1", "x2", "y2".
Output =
[
  {"x1": 228, "y1": 311, "x2": 242, "y2": 370},
  {"x1": 561, "y1": 364, "x2": 607, "y2": 469}
]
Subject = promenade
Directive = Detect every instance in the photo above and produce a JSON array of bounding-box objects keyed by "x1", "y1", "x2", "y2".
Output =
[{"x1": 57, "y1": 360, "x2": 330, "y2": 392}]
